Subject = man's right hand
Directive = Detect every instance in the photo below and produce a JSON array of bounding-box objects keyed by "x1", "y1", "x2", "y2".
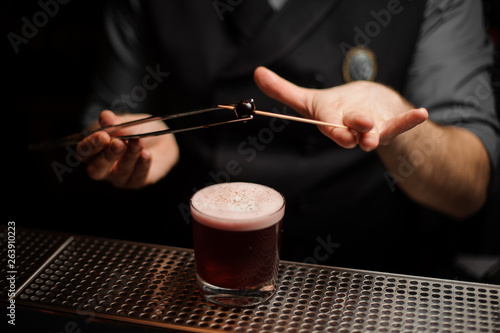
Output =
[{"x1": 77, "y1": 110, "x2": 179, "y2": 189}]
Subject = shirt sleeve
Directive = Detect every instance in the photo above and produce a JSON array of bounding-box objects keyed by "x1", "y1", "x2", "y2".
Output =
[{"x1": 403, "y1": 0, "x2": 500, "y2": 172}]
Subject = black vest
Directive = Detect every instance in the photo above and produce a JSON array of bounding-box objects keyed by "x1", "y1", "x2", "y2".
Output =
[{"x1": 141, "y1": 0, "x2": 439, "y2": 272}]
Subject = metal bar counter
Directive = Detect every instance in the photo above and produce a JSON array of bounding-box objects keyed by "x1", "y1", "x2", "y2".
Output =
[{"x1": 1, "y1": 226, "x2": 499, "y2": 332}]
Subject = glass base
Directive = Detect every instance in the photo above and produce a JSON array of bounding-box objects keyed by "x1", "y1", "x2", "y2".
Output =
[{"x1": 197, "y1": 276, "x2": 276, "y2": 307}]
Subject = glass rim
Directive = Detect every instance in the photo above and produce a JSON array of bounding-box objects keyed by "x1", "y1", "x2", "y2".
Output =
[{"x1": 190, "y1": 182, "x2": 285, "y2": 231}]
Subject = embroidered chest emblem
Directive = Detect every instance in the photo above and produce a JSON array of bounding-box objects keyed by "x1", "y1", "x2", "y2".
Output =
[{"x1": 342, "y1": 46, "x2": 377, "y2": 82}]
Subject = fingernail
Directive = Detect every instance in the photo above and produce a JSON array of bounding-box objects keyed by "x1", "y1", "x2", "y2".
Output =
[{"x1": 92, "y1": 135, "x2": 102, "y2": 147}]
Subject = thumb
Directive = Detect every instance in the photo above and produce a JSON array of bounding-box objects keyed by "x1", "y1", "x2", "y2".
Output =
[
  {"x1": 254, "y1": 66, "x2": 312, "y2": 117},
  {"x1": 99, "y1": 110, "x2": 123, "y2": 128}
]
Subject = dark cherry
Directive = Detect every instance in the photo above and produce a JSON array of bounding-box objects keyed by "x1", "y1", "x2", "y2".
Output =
[{"x1": 235, "y1": 99, "x2": 255, "y2": 118}]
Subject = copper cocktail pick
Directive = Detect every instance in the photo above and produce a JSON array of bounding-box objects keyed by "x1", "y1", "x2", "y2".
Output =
[{"x1": 221, "y1": 99, "x2": 377, "y2": 135}]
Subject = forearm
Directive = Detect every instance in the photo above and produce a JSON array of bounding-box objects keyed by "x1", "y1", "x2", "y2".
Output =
[{"x1": 377, "y1": 120, "x2": 491, "y2": 219}]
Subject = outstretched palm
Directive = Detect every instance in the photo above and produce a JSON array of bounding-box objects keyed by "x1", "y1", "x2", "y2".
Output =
[{"x1": 253, "y1": 66, "x2": 428, "y2": 152}]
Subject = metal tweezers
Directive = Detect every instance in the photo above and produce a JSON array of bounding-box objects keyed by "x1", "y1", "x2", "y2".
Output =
[
  {"x1": 28, "y1": 100, "x2": 257, "y2": 151},
  {"x1": 29, "y1": 99, "x2": 350, "y2": 151}
]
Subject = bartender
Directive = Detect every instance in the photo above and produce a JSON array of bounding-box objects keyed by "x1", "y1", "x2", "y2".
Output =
[{"x1": 77, "y1": 0, "x2": 499, "y2": 276}]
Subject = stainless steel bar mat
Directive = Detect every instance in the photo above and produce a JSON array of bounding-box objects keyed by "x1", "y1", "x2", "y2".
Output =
[{"x1": 2, "y1": 226, "x2": 499, "y2": 332}]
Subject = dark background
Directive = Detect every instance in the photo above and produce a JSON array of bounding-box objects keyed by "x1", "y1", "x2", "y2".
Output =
[{"x1": 4, "y1": 1, "x2": 500, "y2": 282}]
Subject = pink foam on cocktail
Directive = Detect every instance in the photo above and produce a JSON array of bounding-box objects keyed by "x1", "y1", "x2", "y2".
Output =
[{"x1": 190, "y1": 182, "x2": 285, "y2": 231}]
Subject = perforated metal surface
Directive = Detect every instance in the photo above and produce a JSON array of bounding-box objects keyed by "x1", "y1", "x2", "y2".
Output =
[
  {"x1": 2, "y1": 227, "x2": 500, "y2": 332},
  {"x1": 0, "y1": 227, "x2": 69, "y2": 299}
]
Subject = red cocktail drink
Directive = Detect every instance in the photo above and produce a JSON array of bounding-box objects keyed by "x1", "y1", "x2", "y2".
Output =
[{"x1": 191, "y1": 182, "x2": 285, "y2": 307}]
